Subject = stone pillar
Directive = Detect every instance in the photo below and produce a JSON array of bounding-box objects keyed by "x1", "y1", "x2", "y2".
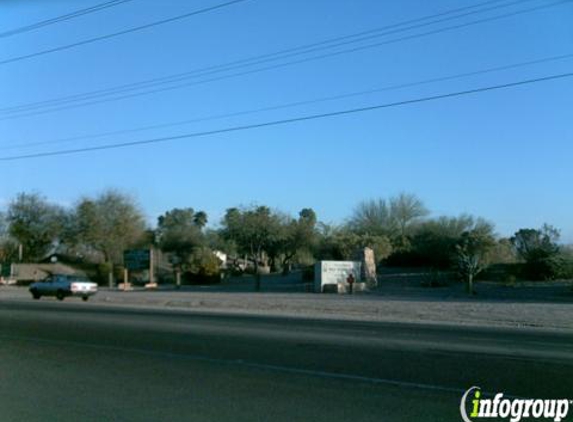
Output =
[{"x1": 360, "y1": 247, "x2": 377, "y2": 288}]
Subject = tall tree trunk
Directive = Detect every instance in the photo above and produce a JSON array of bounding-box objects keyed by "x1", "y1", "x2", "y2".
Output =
[
  {"x1": 467, "y1": 273, "x2": 474, "y2": 295},
  {"x1": 108, "y1": 264, "x2": 114, "y2": 289},
  {"x1": 253, "y1": 246, "x2": 261, "y2": 292},
  {"x1": 282, "y1": 253, "x2": 295, "y2": 275},
  {"x1": 254, "y1": 260, "x2": 261, "y2": 292},
  {"x1": 103, "y1": 250, "x2": 114, "y2": 289},
  {"x1": 269, "y1": 254, "x2": 278, "y2": 273}
]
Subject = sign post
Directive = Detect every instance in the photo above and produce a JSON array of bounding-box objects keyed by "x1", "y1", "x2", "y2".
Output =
[
  {"x1": 124, "y1": 249, "x2": 157, "y2": 289},
  {"x1": 149, "y1": 248, "x2": 154, "y2": 285},
  {"x1": 123, "y1": 268, "x2": 129, "y2": 291}
]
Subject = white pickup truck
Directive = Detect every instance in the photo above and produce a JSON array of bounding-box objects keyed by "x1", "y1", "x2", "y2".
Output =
[{"x1": 29, "y1": 274, "x2": 98, "y2": 301}]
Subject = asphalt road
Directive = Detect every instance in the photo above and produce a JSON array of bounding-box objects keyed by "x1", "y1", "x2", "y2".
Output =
[{"x1": 1, "y1": 299, "x2": 572, "y2": 422}]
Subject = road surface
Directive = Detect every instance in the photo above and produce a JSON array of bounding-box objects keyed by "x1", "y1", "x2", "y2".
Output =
[{"x1": 1, "y1": 299, "x2": 572, "y2": 421}]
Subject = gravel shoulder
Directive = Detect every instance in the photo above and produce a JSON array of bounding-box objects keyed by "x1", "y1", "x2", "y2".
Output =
[{"x1": 2, "y1": 281, "x2": 573, "y2": 331}]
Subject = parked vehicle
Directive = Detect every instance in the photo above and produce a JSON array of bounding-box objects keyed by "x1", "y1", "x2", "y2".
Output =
[{"x1": 29, "y1": 274, "x2": 98, "y2": 301}]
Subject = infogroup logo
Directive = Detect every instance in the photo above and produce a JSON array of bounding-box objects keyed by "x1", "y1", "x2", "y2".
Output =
[{"x1": 460, "y1": 387, "x2": 571, "y2": 422}]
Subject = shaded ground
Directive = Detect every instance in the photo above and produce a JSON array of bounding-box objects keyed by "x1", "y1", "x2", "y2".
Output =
[
  {"x1": 169, "y1": 268, "x2": 573, "y2": 302},
  {"x1": 375, "y1": 267, "x2": 573, "y2": 302}
]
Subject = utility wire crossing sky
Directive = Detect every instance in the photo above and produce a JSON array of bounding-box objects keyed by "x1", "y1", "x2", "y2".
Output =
[{"x1": 1, "y1": 0, "x2": 571, "y2": 240}]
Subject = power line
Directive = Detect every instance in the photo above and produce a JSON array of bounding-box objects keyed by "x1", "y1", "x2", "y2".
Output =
[
  {"x1": 1, "y1": 71, "x2": 570, "y2": 162},
  {"x1": 0, "y1": 0, "x2": 537, "y2": 115},
  {"x1": 2, "y1": 52, "x2": 571, "y2": 151},
  {"x1": 1, "y1": 0, "x2": 565, "y2": 120},
  {"x1": 0, "y1": 0, "x2": 136, "y2": 39},
  {"x1": 0, "y1": 0, "x2": 250, "y2": 66}
]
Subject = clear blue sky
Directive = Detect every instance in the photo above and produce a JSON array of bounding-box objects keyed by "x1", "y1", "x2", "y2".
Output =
[{"x1": 0, "y1": 0, "x2": 572, "y2": 240}]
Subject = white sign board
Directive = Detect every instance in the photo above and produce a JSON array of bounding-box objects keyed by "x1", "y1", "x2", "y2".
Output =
[{"x1": 314, "y1": 260, "x2": 361, "y2": 293}]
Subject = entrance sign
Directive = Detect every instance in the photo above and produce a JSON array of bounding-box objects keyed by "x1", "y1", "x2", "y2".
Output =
[
  {"x1": 123, "y1": 249, "x2": 150, "y2": 271},
  {"x1": 314, "y1": 261, "x2": 361, "y2": 293}
]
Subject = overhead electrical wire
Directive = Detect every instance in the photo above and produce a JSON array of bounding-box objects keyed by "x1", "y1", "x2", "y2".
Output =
[
  {"x1": 2, "y1": 52, "x2": 571, "y2": 151},
  {"x1": 0, "y1": 0, "x2": 250, "y2": 66},
  {"x1": 1, "y1": 71, "x2": 570, "y2": 162},
  {"x1": 0, "y1": 0, "x2": 517, "y2": 113},
  {"x1": 1, "y1": 0, "x2": 567, "y2": 120},
  {"x1": 0, "y1": 0, "x2": 136, "y2": 39},
  {"x1": 0, "y1": 0, "x2": 542, "y2": 115}
]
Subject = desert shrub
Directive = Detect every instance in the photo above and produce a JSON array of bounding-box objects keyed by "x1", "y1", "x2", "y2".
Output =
[
  {"x1": 478, "y1": 263, "x2": 522, "y2": 282},
  {"x1": 510, "y1": 225, "x2": 567, "y2": 280},
  {"x1": 420, "y1": 268, "x2": 450, "y2": 287},
  {"x1": 180, "y1": 247, "x2": 221, "y2": 285},
  {"x1": 489, "y1": 238, "x2": 518, "y2": 264},
  {"x1": 94, "y1": 262, "x2": 113, "y2": 285},
  {"x1": 317, "y1": 229, "x2": 392, "y2": 263},
  {"x1": 302, "y1": 265, "x2": 315, "y2": 281},
  {"x1": 385, "y1": 232, "x2": 457, "y2": 269},
  {"x1": 386, "y1": 216, "x2": 493, "y2": 270},
  {"x1": 183, "y1": 272, "x2": 220, "y2": 285}
]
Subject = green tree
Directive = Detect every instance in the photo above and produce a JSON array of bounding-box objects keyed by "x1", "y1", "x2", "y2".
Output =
[
  {"x1": 511, "y1": 225, "x2": 560, "y2": 261},
  {"x1": 221, "y1": 206, "x2": 282, "y2": 290},
  {"x1": 0, "y1": 212, "x2": 18, "y2": 263},
  {"x1": 71, "y1": 190, "x2": 146, "y2": 285},
  {"x1": 276, "y1": 208, "x2": 318, "y2": 274},
  {"x1": 349, "y1": 199, "x2": 395, "y2": 236},
  {"x1": 186, "y1": 246, "x2": 221, "y2": 278},
  {"x1": 157, "y1": 208, "x2": 204, "y2": 258},
  {"x1": 317, "y1": 226, "x2": 392, "y2": 263},
  {"x1": 455, "y1": 226, "x2": 496, "y2": 294},
  {"x1": 387, "y1": 214, "x2": 491, "y2": 268},
  {"x1": 511, "y1": 225, "x2": 563, "y2": 280},
  {"x1": 389, "y1": 192, "x2": 429, "y2": 241},
  {"x1": 6, "y1": 192, "x2": 66, "y2": 261},
  {"x1": 489, "y1": 238, "x2": 518, "y2": 264},
  {"x1": 349, "y1": 193, "x2": 428, "y2": 249},
  {"x1": 204, "y1": 228, "x2": 236, "y2": 256},
  {"x1": 193, "y1": 211, "x2": 208, "y2": 229},
  {"x1": 156, "y1": 208, "x2": 209, "y2": 279}
]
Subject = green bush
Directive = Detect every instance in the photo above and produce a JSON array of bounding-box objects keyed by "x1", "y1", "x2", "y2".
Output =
[
  {"x1": 520, "y1": 251, "x2": 570, "y2": 280},
  {"x1": 478, "y1": 263, "x2": 522, "y2": 282},
  {"x1": 183, "y1": 271, "x2": 220, "y2": 285},
  {"x1": 181, "y1": 247, "x2": 221, "y2": 284},
  {"x1": 302, "y1": 265, "x2": 315, "y2": 281},
  {"x1": 94, "y1": 262, "x2": 113, "y2": 285}
]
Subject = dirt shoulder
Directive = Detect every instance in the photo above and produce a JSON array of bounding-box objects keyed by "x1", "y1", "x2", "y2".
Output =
[{"x1": 2, "y1": 284, "x2": 572, "y2": 331}]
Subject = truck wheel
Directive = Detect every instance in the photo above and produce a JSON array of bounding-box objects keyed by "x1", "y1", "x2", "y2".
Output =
[
  {"x1": 56, "y1": 290, "x2": 65, "y2": 301},
  {"x1": 82, "y1": 296, "x2": 89, "y2": 302},
  {"x1": 30, "y1": 289, "x2": 41, "y2": 300}
]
